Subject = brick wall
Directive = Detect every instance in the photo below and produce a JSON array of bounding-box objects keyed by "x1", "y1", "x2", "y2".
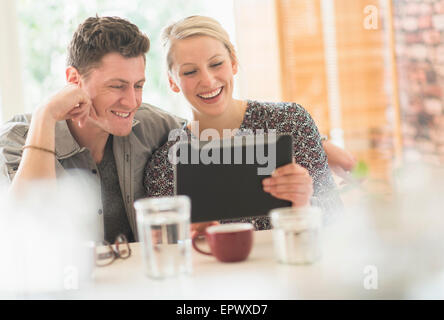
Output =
[{"x1": 393, "y1": 0, "x2": 444, "y2": 164}]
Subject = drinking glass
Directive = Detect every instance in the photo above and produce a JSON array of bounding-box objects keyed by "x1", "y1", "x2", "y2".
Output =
[
  {"x1": 134, "y1": 196, "x2": 192, "y2": 279},
  {"x1": 269, "y1": 206, "x2": 322, "y2": 264}
]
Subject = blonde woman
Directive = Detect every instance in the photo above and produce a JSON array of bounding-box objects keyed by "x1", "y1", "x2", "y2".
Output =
[{"x1": 144, "y1": 16, "x2": 343, "y2": 230}]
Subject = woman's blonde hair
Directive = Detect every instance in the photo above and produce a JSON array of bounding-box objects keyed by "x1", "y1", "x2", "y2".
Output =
[{"x1": 162, "y1": 15, "x2": 237, "y2": 71}]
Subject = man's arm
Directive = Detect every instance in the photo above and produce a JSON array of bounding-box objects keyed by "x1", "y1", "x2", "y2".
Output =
[
  {"x1": 9, "y1": 107, "x2": 58, "y2": 191},
  {"x1": 9, "y1": 84, "x2": 93, "y2": 194},
  {"x1": 322, "y1": 140, "x2": 357, "y2": 178}
]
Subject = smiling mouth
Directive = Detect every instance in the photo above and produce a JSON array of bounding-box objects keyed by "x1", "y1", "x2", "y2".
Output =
[
  {"x1": 111, "y1": 111, "x2": 131, "y2": 118},
  {"x1": 197, "y1": 87, "x2": 223, "y2": 99}
]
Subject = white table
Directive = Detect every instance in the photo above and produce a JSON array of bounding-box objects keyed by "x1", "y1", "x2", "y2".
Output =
[{"x1": 59, "y1": 226, "x2": 444, "y2": 300}]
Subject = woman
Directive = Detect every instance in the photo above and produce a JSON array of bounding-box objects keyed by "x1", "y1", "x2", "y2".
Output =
[{"x1": 144, "y1": 15, "x2": 344, "y2": 230}]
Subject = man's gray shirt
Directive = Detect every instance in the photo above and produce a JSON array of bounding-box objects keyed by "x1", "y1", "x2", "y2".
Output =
[{"x1": 0, "y1": 103, "x2": 184, "y2": 241}]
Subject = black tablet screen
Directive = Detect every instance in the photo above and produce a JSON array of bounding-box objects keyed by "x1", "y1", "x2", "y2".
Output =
[{"x1": 174, "y1": 134, "x2": 293, "y2": 223}]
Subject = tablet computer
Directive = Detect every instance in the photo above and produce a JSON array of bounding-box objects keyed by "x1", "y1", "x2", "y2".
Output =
[{"x1": 174, "y1": 134, "x2": 293, "y2": 223}]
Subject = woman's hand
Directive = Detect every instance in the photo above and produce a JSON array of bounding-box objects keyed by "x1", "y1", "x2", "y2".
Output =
[{"x1": 262, "y1": 162, "x2": 313, "y2": 207}]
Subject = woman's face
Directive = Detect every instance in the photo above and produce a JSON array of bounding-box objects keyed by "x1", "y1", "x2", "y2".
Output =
[{"x1": 168, "y1": 35, "x2": 237, "y2": 118}]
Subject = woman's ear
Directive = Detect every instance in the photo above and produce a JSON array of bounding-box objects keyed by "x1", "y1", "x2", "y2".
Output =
[
  {"x1": 168, "y1": 73, "x2": 181, "y2": 93},
  {"x1": 231, "y1": 54, "x2": 239, "y2": 75},
  {"x1": 66, "y1": 67, "x2": 81, "y2": 85}
]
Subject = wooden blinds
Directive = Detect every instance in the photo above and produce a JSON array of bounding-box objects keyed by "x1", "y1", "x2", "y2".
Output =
[
  {"x1": 275, "y1": 0, "x2": 397, "y2": 187},
  {"x1": 275, "y1": 0, "x2": 330, "y2": 132}
]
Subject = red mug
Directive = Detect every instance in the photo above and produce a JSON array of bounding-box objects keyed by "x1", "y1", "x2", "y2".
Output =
[{"x1": 192, "y1": 223, "x2": 254, "y2": 262}]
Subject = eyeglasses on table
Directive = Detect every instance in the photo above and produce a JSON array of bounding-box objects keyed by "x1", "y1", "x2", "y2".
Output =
[{"x1": 94, "y1": 234, "x2": 132, "y2": 267}]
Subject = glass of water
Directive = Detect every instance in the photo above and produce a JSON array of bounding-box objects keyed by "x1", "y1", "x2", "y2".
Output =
[
  {"x1": 269, "y1": 206, "x2": 322, "y2": 264},
  {"x1": 134, "y1": 196, "x2": 192, "y2": 279}
]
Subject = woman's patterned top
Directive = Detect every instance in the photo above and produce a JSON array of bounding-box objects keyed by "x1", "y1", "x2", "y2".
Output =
[{"x1": 144, "y1": 100, "x2": 343, "y2": 230}]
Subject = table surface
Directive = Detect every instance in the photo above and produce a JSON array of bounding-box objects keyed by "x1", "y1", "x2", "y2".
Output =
[{"x1": 59, "y1": 227, "x2": 444, "y2": 300}]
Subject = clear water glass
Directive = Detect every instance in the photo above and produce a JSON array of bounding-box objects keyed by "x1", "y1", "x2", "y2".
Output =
[
  {"x1": 134, "y1": 196, "x2": 192, "y2": 279},
  {"x1": 269, "y1": 206, "x2": 322, "y2": 264}
]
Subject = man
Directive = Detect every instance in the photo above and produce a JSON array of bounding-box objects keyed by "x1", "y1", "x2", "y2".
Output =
[{"x1": 0, "y1": 16, "x2": 184, "y2": 243}]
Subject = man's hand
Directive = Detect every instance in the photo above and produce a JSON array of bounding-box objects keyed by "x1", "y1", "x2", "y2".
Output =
[
  {"x1": 191, "y1": 221, "x2": 219, "y2": 238},
  {"x1": 41, "y1": 83, "x2": 95, "y2": 128},
  {"x1": 9, "y1": 84, "x2": 95, "y2": 193},
  {"x1": 322, "y1": 141, "x2": 357, "y2": 179},
  {"x1": 262, "y1": 162, "x2": 313, "y2": 207}
]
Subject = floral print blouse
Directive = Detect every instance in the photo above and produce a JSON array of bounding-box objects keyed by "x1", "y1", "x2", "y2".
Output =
[{"x1": 144, "y1": 100, "x2": 343, "y2": 230}]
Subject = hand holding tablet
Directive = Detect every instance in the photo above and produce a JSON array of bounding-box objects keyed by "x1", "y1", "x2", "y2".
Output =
[{"x1": 262, "y1": 161, "x2": 313, "y2": 207}]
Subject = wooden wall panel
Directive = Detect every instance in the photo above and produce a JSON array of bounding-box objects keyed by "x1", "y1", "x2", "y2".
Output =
[
  {"x1": 335, "y1": 0, "x2": 390, "y2": 136},
  {"x1": 275, "y1": 0, "x2": 397, "y2": 189},
  {"x1": 275, "y1": 0, "x2": 330, "y2": 132}
]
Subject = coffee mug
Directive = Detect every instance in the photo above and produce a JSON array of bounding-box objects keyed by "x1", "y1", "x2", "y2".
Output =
[{"x1": 192, "y1": 223, "x2": 254, "y2": 262}]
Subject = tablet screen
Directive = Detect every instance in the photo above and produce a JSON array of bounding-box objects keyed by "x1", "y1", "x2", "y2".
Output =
[{"x1": 174, "y1": 134, "x2": 293, "y2": 223}]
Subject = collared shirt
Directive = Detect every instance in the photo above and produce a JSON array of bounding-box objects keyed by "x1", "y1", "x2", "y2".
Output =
[{"x1": 0, "y1": 103, "x2": 185, "y2": 241}]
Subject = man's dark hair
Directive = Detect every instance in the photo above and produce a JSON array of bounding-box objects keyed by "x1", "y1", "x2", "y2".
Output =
[{"x1": 67, "y1": 16, "x2": 150, "y2": 76}]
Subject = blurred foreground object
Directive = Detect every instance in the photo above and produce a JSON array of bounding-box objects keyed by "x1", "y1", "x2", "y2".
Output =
[
  {"x1": 322, "y1": 162, "x2": 444, "y2": 298},
  {"x1": 0, "y1": 171, "x2": 99, "y2": 297}
]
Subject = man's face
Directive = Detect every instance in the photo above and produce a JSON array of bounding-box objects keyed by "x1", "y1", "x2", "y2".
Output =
[{"x1": 80, "y1": 53, "x2": 146, "y2": 136}]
